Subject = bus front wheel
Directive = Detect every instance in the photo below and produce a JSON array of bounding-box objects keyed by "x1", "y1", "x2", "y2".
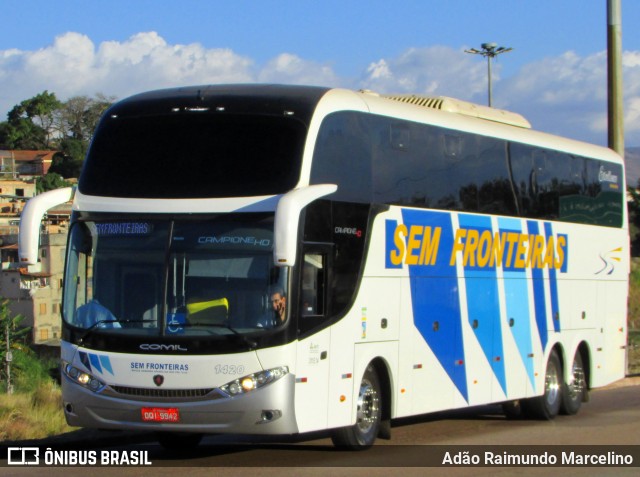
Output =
[{"x1": 331, "y1": 364, "x2": 382, "y2": 449}]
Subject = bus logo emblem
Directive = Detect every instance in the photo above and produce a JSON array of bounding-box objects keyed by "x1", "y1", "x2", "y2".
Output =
[{"x1": 153, "y1": 375, "x2": 164, "y2": 387}]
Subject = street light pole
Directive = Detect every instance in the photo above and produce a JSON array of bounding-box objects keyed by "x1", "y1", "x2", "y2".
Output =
[
  {"x1": 607, "y1": 0, "x2": 624, "y2": 155},
  {"x1": 465, "y1": 42, "x2": 513, "y2": 107}
]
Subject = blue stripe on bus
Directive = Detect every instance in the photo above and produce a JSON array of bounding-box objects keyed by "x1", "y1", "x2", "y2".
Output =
[
  {"x1": 89, "y1": 353, "x2": 103, "y2": 374},
  {"x1": 79, "y1": 351, "x2": 91, "y2": 372},
  {"x1": 99, "y1": 355, "x2": 114, "y2": 375},
  {"x1": 458, "y1": 214, "x2": 506, "y2": 396},
  {"x1": 527, "y1": 221, "x2": 548, "y2": 350},
  {"x1": 544, "y1": 222, "x2": 561, "y2": 333},
  {"x1": 401, "y1": 209, "x2": 468, "y2": 402},
  {"x1": 498, "y1": 218, "x2": 536, "y2": 391}
]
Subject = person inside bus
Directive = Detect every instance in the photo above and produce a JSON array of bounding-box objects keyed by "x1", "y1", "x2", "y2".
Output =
[
  {"x1": 256, "y1": 286, "x2": 287, "y2": 328},
  {"x1": 74, "y1": 299, "x2": 120, "y2": 329}
]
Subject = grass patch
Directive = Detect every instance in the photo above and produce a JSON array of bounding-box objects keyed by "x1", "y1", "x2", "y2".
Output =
[
  {"x1": 0, "y1": 344, "x2": 77, "y2": 442},
  {"x1": 0, "y1": 380, "x2": 76, "y2": 441},
  {"x1": 628, "y1": 329, "x2": 640, "y2": 376}
]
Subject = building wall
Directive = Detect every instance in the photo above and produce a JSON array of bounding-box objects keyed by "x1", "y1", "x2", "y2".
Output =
[{"x1": 0, "y1": 229, "x2": 68, "y2": 345}]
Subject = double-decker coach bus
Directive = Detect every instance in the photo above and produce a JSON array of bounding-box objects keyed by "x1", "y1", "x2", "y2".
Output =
[{"x1": 19, "y1": 85, "x2": 628, "y2": 449}]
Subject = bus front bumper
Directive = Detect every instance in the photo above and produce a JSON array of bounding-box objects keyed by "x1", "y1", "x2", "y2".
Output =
[{"x1": 62, "y1": 372, "x2": 299, "y2": 436}]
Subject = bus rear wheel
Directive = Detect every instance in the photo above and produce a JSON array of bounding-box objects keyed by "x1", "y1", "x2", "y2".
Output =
[
  {"x1": 331, "y1": 364, "x2": 382, "y2": 449},
  {"x1": 561, "y1": 351, "x2": 587, "y2": 415},
  {"x1": 523, "y1": 350, "x2": 562, "y2": 420}
]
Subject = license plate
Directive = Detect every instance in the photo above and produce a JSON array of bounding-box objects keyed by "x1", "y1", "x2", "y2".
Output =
[{"x1": 141, "y1": 407, "x2": 180, "y2": 423}]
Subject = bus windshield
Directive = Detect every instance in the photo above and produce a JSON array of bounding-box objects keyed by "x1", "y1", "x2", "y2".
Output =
[
  {"x1": 63, "y1": 218, "x2": 288, "y2": 338},
  {"x1": 79, "y1": 113, "x2": 307, "y2": 198}
]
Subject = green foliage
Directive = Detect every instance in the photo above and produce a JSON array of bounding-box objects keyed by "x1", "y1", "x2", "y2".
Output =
[
  {"x1": 9, "y1": 348, "x2": 57, "y2": 394},
  {"x1": 0, "y1": 90, "x2": 114, "y2": 179},
  {"x1": 4, "y1": 91, "x2": 61, "y2": 149},
  {"x1": 628, "y1": 184, "x2": 640, "y2": 257},
  {"x1": 0, "y1": 117, "x2": 47, "y2": 150},
  {"x1": 0, "y1": 298, "x2": 32, "y2": 393},
  {"x1": 51, "y1": 139, "x2": 87, "y2": 177},
  {"x1": 36, "y1": 172, "x2": 72, "y2": 193}
]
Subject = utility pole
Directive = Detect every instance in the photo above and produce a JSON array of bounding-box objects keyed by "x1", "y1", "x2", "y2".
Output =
[
  {"x1": 465, "y1": 42, "x2": 513, "y2": 107},
  {"x1": 5, "y1": 323, "x2": 12, "y2": 395},
  {"x1": 608, "y1": 0, "x2": 624, "y2": 155}
]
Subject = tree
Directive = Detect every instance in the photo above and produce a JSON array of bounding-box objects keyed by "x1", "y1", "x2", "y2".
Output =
[
  {"x1": 50, "y1": 142, "x2": 85, "y2": 177},
  {"x1": 0, "y1": 116, "x2": 46, "y2": 150},
  {"x1": 6, "y1": 91, "x2": 61, "y2": 149},
  {"x1": 0, "y1": 91, "x2": 115, "y2": 179},
  {"x1": 56, "y1": 93, "x2": 114, "y2": 142},
  {"x1": 36, "y1": 172, "x2": 71, "y2": 193}
]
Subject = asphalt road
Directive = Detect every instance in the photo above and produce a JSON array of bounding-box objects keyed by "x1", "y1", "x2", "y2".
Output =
[{"x1": 2, "y1": 377, "x2": 639, "y2": 476}]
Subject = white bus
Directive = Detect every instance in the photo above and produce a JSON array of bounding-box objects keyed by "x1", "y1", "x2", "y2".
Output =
[{"x1": 19, "y1": 85, "x2": 628, "y2": 449}]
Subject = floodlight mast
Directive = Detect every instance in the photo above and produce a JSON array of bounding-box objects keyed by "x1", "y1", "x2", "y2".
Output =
[{"x1": 465, "y1": 42, "x2": 513, "y2": 107}]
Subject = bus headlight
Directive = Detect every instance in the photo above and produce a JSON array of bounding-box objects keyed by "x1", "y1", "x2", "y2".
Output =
[
  {"x1": 220, "y1": 366, "x2": 288, "y2": 396},
  {"x1": 63, "y1": 362, "x2": 105, "y2": 392}
]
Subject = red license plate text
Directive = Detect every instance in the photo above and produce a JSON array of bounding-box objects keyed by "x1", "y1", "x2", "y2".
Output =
[{"x1": 141, "y1": 407, "x2": 180, "y2": 423}]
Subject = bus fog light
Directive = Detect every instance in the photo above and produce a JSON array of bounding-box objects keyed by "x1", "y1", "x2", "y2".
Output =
[{"x1": 258, "y1": 409, "x2": 282, "y2": 424}]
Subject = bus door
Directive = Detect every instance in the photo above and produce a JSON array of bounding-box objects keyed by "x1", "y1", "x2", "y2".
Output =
[{"x1": 294, "y1": 246, "x2": 332, "y2": 432}]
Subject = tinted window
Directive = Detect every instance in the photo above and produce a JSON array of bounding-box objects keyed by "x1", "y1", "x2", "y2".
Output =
[
  {"x1": 310, "y1": 112, "x2": 372, "y2": 202},
  {"x1": 80, "y1": 113, "x2": 307, "y2": 198},
  {"x1": 511, "y1": 143, "x2": 623, "y2": 227},
  {"x1": 311, "y1": 111, "x2": 623, "y2": 227}
]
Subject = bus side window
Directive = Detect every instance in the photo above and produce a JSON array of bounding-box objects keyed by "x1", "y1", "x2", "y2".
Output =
[{"x1": 301, "y1": 252, "x2": 325, "y2": 317}]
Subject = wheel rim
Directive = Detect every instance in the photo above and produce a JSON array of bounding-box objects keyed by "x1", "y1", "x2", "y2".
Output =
[
  {"x1": 567, "y1": 359, "x2": 585, "y2": 400},
  {"x1": 356, "y1": 378, "x2": 380, "y2": 433},
  {"x1": 545, "y1": 360, "x2": 561, "y2": 407}
]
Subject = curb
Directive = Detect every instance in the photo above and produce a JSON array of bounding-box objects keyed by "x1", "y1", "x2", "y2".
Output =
[{"x1": 599, "y1": 375, "x2": 640, "y2": 389}]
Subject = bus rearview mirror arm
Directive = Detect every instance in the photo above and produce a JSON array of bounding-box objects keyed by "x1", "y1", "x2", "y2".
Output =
[
  {"x1": 273, "y1": 184, "x2": 337, "y2": 267},
  {"x1": 19, "y1": 187, "x2": 75, "y2": 265}
]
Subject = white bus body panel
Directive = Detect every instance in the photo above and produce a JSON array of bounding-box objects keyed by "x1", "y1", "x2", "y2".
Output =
[{"x1": 347, "y1": 204, "x2": 628, "y2": 423}]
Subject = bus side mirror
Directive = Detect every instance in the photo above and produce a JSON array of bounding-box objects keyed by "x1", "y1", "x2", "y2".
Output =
[
  {"x1": 19, "y1": 187, "x2": 74, "y2": 265},
  {"x1": 273, "y1": 184, "x2": 337, "y2": 267}
]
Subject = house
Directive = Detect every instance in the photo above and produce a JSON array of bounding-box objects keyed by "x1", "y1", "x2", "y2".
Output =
[
  {"x1": 0, "y1": 231, "x2": 67, "y2": 345},
  {"x1": 0, "y1": 150, "x2": 57, "y2": 178}
]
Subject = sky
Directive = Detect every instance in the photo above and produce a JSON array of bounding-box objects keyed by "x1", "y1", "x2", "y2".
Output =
[{"x1": 1, "y1": 0, "x2": 640, "y2": 146}]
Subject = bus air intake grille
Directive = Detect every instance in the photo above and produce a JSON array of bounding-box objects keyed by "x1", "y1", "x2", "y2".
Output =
[
  {"x1": 378, "y1": 93, "x2": 532, "y2": 128},
  {"x1": 111, "y1": 385, "x2": 220, "y2": 400}
]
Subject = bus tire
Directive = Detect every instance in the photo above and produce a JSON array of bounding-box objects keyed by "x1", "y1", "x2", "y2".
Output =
[
  {"x1": 523, "y1": 350, "x2": 562, "y2": 420},
  {"x1": 155, "y1": 431, "x2": 203, "y2": 451},
  {"x1": 331, "y1": 364, "x2": 382, "y2": 449},
  {"x1": 561, "y1": 350, "x2": 586, "y2": 415}
]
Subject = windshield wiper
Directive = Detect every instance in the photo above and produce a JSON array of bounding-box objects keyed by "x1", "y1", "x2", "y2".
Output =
[
  {"x1": 178, "y1": 322, "x2": 257, "y2": 349},
  {"x1": 77, "y1": 319, "x2": 155, "y2": 344}
]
